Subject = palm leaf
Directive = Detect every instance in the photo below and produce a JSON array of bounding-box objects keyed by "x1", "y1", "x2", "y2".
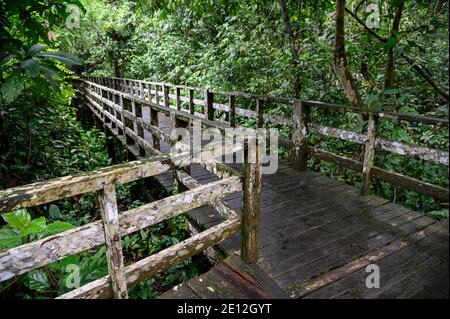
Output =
[
  {"x1": 27, "y1": 44, "x2": 49, "y2": 57},
  {"x1": 36, "y1": 51, "x2": 82, "y2": 65}
]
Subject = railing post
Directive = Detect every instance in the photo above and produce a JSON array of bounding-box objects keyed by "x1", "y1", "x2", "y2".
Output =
[
  {"x1": 292, "y1": 101, "x2": 309, "y2": 171},
  {"x1": 134, "y1": 101, "x2": 146, "y2": 157},
  {"x1": 117, "y1": 94, "x2": 124, "y2": 136},
  {"x1": 256, "y1": 99, "x2": 264, "y2": 128},
  {"x1": 228, "y1": 95, "x2": 236, "y2": 127},
  {"x1": 189, "y1": 89, "x2": 195, "y2": 115},
  {"x1": 163, "y1": 84, "x2": 170, "y2": 108},
  {"x1": 97, "y1": 183, "x2": 128, "y2": 299},
  {"x1": 204, "y1": 89, "x2": 214, "y2": 120},
  {"x1": 138, "y1": 81, "x2": 143, "y2": 100},
  {"x1": 155, "y1": 85, "x2": 160, "y2": 105},
  {"x1": 241, "y1": 137, "x2": 262, "y2": 264},
  {"x1": 361, "y1": 114, "x2": 378, "y2": 196},
  {"x1": 150, "y1": 107, "x2": 160, "y2": 151},
  {"x1": 123, "y1": 98, "x2": 135, "y2": 147},
  {"x1": 176, "y1": 87, "x2": 181, "y2": 111}
]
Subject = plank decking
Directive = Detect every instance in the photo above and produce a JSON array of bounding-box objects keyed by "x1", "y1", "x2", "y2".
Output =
[{"x1": 107, "y1": 108, "x2": 448, "y2": 299}]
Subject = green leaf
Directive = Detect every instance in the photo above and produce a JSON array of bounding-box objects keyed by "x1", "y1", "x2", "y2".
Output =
[
  {"x1": 40, "y1": 64, "x2": 62, "y2": 79},
  {"x1": 48, "y1": 204, "x2": 61, "y2": 219},
  {"x1": 26, "y1": 270, "x2": 50, "y2": 292},
  {"x1": 40, "y1": 221, "x2": 74, "y2": 238},
  {"x1": 19, "y1": 217, "x2": 47, "y2": 237},
  {"x1": 0, "y1": 72, "x2": 24, "y2": 103},
  {"x1": 27, "y1": 44, "x2": 49, "y2": 57},
  {"x1": 21, "y1": 59, "x2": 40, "y2": 77},
  {"x1": 2, "y1": 209, "x2": 31, "y2": 231},
  {"x1": 384, "y1": 38, "x2": 399, "y2": 50},
  {"x1": 36, "y1": 51, "x2": 82, "y2": 65},
  {"x1": 0, "y1": 228, "x2": 22, "y2": 250}
]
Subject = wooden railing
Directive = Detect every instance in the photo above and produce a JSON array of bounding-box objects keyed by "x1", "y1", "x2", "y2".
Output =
[
  {"x1": 0, "y1": 144, "x2": 262, "y2": 299},
  {"x1": 82, "y1": 76, "x2": 449, "y2": 201}
]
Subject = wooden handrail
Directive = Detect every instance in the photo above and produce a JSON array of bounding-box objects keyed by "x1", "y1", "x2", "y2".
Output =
[{"x1": 81, "y1": 76, "x2": 448, "y2": 200}]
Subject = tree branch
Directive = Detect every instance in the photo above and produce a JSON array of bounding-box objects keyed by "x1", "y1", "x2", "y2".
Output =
[
  {"x1": 333, "y1": 0, "x2": 364, "y2": 108},
  {"x1": 345, "y1": 6, "x2": 449, "y2": 101}
]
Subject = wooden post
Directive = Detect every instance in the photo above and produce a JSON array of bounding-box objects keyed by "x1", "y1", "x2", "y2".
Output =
[
  {"x1": 228, "y1": 95, "x2": 236, "y2": 127},
  {"x1": 241, "y1": 138, "x2": 262, "y2": 264},
  {"x1": 292, "y1": 101, "x2": 309, "y2": 171},
  {"x1": 124, "y1": 98, "x2": 135, "y2": 146},
  {"x1": 139, "y1": 81, "x2": 143, "y2": 100},
  {"x1": 155, "y1": 85, "x2": 160, "y2": 105},
  {"x1": 189, "y1": 89, "x2": 195, "y2": 115},
  {"x1": 361, "y1": 115, "x2": 378, "y2": 196},
  {"x1": 176, "y1": 87, "x2": 181, "y2": 110},
  {"x1": 150, "y1": 107, "x2": 160, "y2": 151},
  {"x1": 109, "y1": 92, "x2": 117, "y2": 130},
  {"x1": 172, "y1": 115, "x2": 191, "y2": 193},
  {"x1": 204, "y1": 89, "x2": 214, "y2": 120},
  {"x1": 117, "y1": 95, "x2": 124, "y2": 136},
  {"x1": 163, "y1": 84, "x2": 170, "y2": 108},
  {"x1": 97, "y1": 183, "x2": 128, "y2": 299},
  {"x1": 256, "y1": 99, "x2": 264, "y2": 128},
  {"x1": 134, "y1": 101, "x2": 146, "y2": 157}
]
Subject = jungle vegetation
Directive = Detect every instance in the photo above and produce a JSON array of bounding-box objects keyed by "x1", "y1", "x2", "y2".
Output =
[{"x1": 0, "y1": 0, "x2": 448, "y2": 298}]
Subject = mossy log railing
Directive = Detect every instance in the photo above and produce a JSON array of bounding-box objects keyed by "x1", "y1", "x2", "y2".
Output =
[
  {"x1": 83, "y1": 76, "x2": 448, "y2": 201},
  {"x1": 0, "y1": 143, "x2": 262, "y2": 298}
]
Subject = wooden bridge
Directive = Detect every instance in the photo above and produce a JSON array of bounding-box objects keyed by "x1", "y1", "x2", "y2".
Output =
[{"x1": 0, "y1": 76, "x2": 448, "y2": 299}]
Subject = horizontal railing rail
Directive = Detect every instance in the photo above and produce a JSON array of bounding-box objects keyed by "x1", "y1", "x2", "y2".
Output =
[
  {"x1": 0, "y1": 136, "x2": 262, "y2": 299},
  {"x1": 82, "y1": 76, "x2": 448, "y2": 201}
]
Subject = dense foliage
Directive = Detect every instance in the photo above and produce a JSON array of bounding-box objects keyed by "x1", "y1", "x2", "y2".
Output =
[{"x1": 59, "y1": 0, "x2": 448, "y2": 216}]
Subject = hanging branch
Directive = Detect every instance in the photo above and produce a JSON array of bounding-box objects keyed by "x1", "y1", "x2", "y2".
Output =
[
  {"x1": 345, "y1": 6, "x2": 449, "y2": 101},
  {"x1": 333, "y1": 0, "x2": 365, "y2": 108},
  {"x1": 279, "y1": 0, "x2": 303, "y2": 97}
]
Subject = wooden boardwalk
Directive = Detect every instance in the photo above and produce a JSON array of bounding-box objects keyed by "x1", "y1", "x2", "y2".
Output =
[
  {"x1": 137, "y1": 113, "x2": 449, "y2": 299},
  {"x1": 81, "y1": 78, "x2": 449, "y2": 299}
]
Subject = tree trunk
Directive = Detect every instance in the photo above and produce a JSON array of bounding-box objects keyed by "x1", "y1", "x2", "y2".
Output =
[
  {"x1": 279, "y1": 0, "x2": 303, "y2": 98},
  {"x1": 384, "y1": 1, "x2": 405, "y2": 89},
  {"x1": 333, "y1": 0, "x2": 364, "y2": 108}
]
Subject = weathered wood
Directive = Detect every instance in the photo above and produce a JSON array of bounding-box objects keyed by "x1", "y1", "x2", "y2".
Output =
[
  {"x1": 241, "y1": 139, "x2": 262, "y2": 264},
  {"x1": 0, "y1": 177, "x2": 241, "y2": 282},
  {"x1": 308, "y1": 122, "x2": 449, "y2": 166},
  {"x1": 308, "y1": 146, "x2": 449, "y2": 200},
  {"x1": 176, "y1": 87, "x2": 181, "y2": 110},
  {"x1": 205, "y1": 89, "x2": 214, "y2": 121},
  {"x1": 133, "y1": 101, "x2": 146, "y2": 156},
  {"x1": 188, "y1": 89, "x2": 195, "y2": 115},
  {"x1": 0, "y1": 156, "x2": 171, "y2": 213},
  {"x1": 361, "y1": 115, "x2": 377, "y2": 196},
  {"x1": 229, "y1": 95, "x2": 236, "y2": 127},
  {"x1": 97, "y1": 184, "x2": 128, "y2": 299},
  {"x1": 163, "y1": 84, "x2": 170, "y2": 108},
  {"x1": 289, "y1": 221, "x2": 446, "y2": 298},
  {"x1": 256, "y1": 99, "x2": 264, "y2": 128},
  {"x1": 292, "y1": 101, "x2": 309, "y2": 171},
  {"x1": 58, "y1": 217, "x2": 240, "y2": 299},
  {"x1": 175, "y1": 170, "x2": 238, "y2": 219}
]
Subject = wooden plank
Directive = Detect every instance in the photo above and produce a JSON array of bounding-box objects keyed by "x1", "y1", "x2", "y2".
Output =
[
  {"x1": 307, "y1": 146, "x2": 449, "y2": 200},
  {"x1": 361, "y1": 115, "x2": 377, "y2": 196},
  {"x1": 309, "y1": 122, "x2": 448, "y2": 165},
  {"x1": 287, "y1": 221, "x2": 447, "y2": 298},
  {"x1": 205, "y1": 89, "x2": 214, "y2": 121},
  {"x1": 292, "y1": 101, "x2": 309, "y2": 171},
  {"x1": 97, "y1": 184, "x2": 128, "y2": 299},
  {"x1": 228, "y1": 95, "x2": 236, "y2": 127},
  {"x1": 0, "y1": 156, "x2": 171, "y2": 213},
  {"x1": 0, "y1": 177, "x2": 241, "y2": 282},
  {"x1": 58, "y1": 217, "x2": 240, "y2": 299},
  {"x1": 241, "y1": 140, "x2": 262, "y2": 264}
]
